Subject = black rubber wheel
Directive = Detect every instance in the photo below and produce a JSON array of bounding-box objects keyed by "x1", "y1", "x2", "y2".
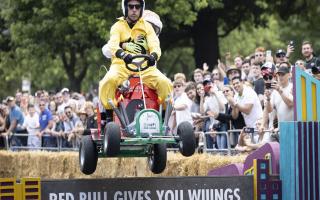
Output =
[
  {"x1": 79, "y1": 135, "x2": 98, "y2": 175},
  {"x1": 104, "y1": 122, "x2": 121, "y2": 156},
  {"x1": 148, "y1": 144, "x2": 167, "y2": 174},
  {"x1": 177, "y1": 121, "x2": 196, "y2": 157}
]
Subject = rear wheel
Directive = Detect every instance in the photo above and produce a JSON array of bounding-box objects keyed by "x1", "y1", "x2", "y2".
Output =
[
  {"x1": 79, "y1": 135, "x2": 98, "y2": 175},
  {"x1": 177, "y1": 121, "x2": 196, "y2": 157},
  {"x1": 148, "y1": 144, "x2": 167, "y2": 174},
  {"x1": 104, "y1": 122, "x2": 121, "y2": 156}
]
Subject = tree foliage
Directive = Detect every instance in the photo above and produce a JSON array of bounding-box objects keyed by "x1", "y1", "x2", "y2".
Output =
[{"x1": 0, "y1": 0, "x2": 319, "y2": 98}]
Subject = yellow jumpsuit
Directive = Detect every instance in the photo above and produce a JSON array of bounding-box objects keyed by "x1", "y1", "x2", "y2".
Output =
[{"x1": 99, "y1": 17, "x2": 172, "y2": 109}]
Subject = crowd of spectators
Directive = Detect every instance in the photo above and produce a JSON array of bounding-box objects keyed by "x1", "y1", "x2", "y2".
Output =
[
  {"x1": 0, "y1": 40, "x2": 319, "y2": 153},
  {"x1": 0, "y1": 88, "x2": 99, "y2": 150},
  {"x1": 168, "y1": 40, "x2": 319, "y2": 152}
]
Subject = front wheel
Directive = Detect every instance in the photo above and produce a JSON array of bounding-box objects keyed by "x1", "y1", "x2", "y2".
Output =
[
  {"x1": 177, "y1": 121, "x2": 196, "y2": 157},
  {"x1": 104, "y1": 122, "x2": 121, "y2": 156},
  {"x1": 79, "y1": 135, "x2": 98, "y2": 175},
  {"x1": 148, "y1": 144, "x2": 167, "y2": 174}
]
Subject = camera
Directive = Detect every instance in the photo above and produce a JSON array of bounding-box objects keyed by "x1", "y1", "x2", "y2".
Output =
[
  {"x1": 265, "y1": 82, "x2": 272, "y2": 89},
  {"x1": 243, "y1": 127, "x2": 254, "y2": 134},
  {"x1": 212, "y1": 123, "x2": 222, "y2": 130}
]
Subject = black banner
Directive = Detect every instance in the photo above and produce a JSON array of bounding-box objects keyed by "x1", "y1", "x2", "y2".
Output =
[{"x1": 42, "y1": 176, "x2": 253, "y2": 200}]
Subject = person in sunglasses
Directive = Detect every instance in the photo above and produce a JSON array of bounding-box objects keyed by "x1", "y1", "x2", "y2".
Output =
[
  {"x1": 264, "y1": 62, "x2": 294, "y2": 127},
  {"x1": 99, "y1": 0, "x2": 172, "y2": 121},
  {"x1": 102, "y1": 9, "x2": 163, "y2": 59},
  {"x1": 275, "y1": 49, "x2": 288, "y2": 64}
]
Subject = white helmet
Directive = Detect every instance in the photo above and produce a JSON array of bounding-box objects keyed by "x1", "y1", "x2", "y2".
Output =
[
  {"x1": 122, "y1": 0, "x2": 145, "y2": 17},
  {"x1": 143, "y1": 10, "x2": 163, "y2": 35}
]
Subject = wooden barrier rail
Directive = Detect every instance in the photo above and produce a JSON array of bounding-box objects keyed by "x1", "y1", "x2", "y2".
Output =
[
  {"x1": 0, "y1": 178, "x2": 40, "y2": 200},
  {"x1": 281, "y1": 67, "x2": 320, "y2": 200},
  {"x1": 293, "y1": 67, "x2": 320, "y2": 121}
]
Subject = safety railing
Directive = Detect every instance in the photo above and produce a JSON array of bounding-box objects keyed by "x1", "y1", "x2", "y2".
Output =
[
  {"x1": 196, "y1": 129, "x2": 278, "y2": 155},
  {"x1": 0, "y1": 129, "x2": 278, "y2": 154},
  {"x1": 0, "y1": 133, "x2": 79, "y2": 151}
]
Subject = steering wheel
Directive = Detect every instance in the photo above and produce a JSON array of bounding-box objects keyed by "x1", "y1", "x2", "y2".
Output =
[{"x1": 126, "y1": 54, "x2": 152, "y2": 72}]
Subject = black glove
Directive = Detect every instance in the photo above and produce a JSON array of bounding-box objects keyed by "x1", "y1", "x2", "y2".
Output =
[
  {"x1": 123, "y1": 53, "x2": 133, "y2": 64},
  {"x1": 148, "y1": 53, "x2": 158, "y2": 66},
  {"x1": 116, "y1": 49, "x2": 133, "y2": 64}
]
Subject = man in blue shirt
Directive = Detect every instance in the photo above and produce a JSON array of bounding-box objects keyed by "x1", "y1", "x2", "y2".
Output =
[
  {"x1": 4, "y1": 96, "x2": 25, "y2": 146},
  {"x1": 37, "y1": 100, "x2": 55, "y2": 147}
]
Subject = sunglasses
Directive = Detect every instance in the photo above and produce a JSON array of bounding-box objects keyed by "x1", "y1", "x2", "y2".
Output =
[
  {"x1": 263, "y1": 75, "x2": 273, "y2": 81},
  {"x1": 128, "y1": 4, "x2": 141, "y2": 10},
  {"x1": 223, "y1": 90, "x2": 230, "y2": 94},
  {"x1": 276, "y1": 54, "x2": 286, "y2": 58},
  {"x1": 174, "y1": 85, "x2": 182, "y2": 89}
]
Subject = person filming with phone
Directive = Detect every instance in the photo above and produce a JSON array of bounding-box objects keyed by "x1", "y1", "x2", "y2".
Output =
[
  {"x1": 235, "y1": 118, "x2": 272, "y2": 152},
  {"x1": 264, "y1": 62, "x2": 294, "y2": 129}
]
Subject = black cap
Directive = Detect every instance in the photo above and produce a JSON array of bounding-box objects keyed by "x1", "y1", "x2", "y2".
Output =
[
  {"x1": 277, "y1": 66, "x2": 290, "y2": 74},
  {"x1": 275, "y1": 49, "x2": 286, "y2": 57},
  {"x1": 203, "y1": 78, "x2": 212, "y2": 85}
]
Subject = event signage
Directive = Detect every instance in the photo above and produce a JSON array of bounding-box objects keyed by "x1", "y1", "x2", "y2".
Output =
[{"x1": 42, "y1": 176, "x2": 253, "y2": 200}]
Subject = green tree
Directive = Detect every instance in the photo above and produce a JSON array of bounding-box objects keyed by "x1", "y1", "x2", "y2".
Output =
[
  {"x1": 154, "y1": 0, "x2": 310, "y2": 70},
  {"x1": 0, "y1": 0, "x2": 317, "y2": 97},
  {"x1": 1, "y1": 0, "x2": 120, "y2": 92}
]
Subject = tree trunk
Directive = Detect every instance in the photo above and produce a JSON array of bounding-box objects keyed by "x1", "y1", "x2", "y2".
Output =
[
  {"x1": 61, "y1": 50, "x2": 88, "y2": 93},
  {"x1": 192, "y1": 9, "x2": 219, "y2": 71},
  {"x1": 69, "y1": 77, "x2": 81, "y2": 92}
]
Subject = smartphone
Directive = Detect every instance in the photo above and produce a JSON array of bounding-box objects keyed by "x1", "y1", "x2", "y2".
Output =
[
  {"x1": 289, "y1": 40, "x2": 294, "y2": 47},
  {"x1": 265, "y1": 82, "x2": 272, "y2": 89},
  {"x1": 199, "y1": 115, "x2": 210, "y2": 119},
  {"x1": 244, "y1": 127, "x2": 254, "y2": 134},
  {"x1": 266, "y1": 50, "x2": 272, "y2": 57}
]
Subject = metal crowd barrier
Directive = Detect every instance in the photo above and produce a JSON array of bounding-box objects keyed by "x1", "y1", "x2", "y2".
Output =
[
  {"x1": 0, "y1": 133, "x2": 79, "y2": 151},
  {"x1": 195, "y1": 129, "x2": 278, "y2": 155},
  {"x1": 0, "y1": 129, "x2": 278, "y2": 154}
]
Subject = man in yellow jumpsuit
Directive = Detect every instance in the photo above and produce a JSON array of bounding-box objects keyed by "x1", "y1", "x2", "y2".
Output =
[{"x1": 99, "y1": 0, "x2": 172, "y2": 119}]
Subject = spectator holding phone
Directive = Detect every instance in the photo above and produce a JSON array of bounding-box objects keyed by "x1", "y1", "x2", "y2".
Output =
[
  {"x1": 275, "y1": 49, "x2": 288, "y2": 66},
  {"x1": 265, "y1": 62, "x2": 294, "y2": 127},
  {"x1": 200, "y1": 79, "x2": 227, "y2": 149},
  {"x1": 235, "y1": 118, "x2": 272, "y2": 152}
]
